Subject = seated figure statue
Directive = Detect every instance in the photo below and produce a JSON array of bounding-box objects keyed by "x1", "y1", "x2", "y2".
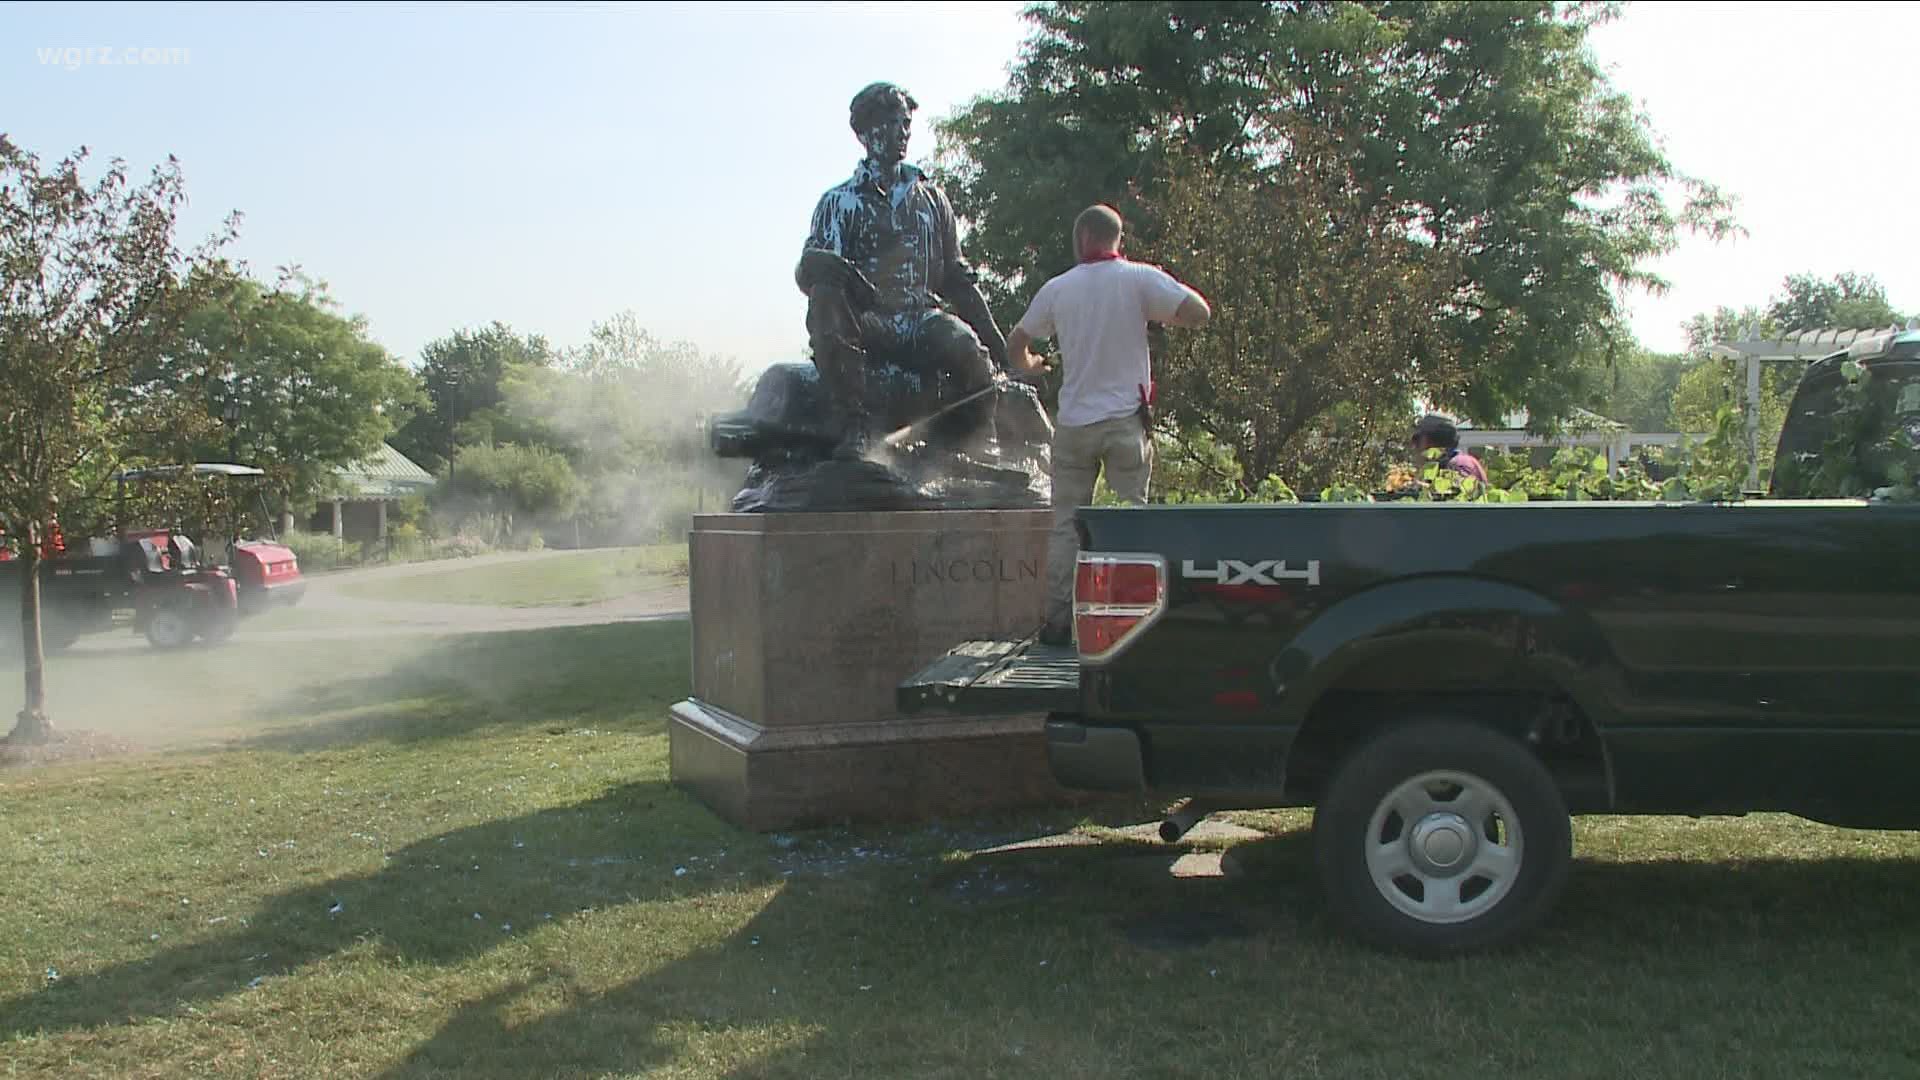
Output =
[
  {"x1": 707, "y1": 82, "x2": 1053, "y2": 513},
  {"x1": 797, "y1": 81, "x2": 1008, "y2": 459}
]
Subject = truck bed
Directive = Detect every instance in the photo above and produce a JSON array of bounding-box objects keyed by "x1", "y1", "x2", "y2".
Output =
[{"x1": 897, "y1": 638, "x2": 1081, "y2": 715}]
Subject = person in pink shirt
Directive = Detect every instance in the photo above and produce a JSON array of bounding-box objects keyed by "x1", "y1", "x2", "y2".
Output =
[{"x1": 1411, "y1": 414, "x2": 1488, "y2": 484}]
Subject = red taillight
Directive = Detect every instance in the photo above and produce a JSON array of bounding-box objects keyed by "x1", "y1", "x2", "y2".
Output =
[
  {"x1": 1076, "y1": 616, "x2": 1135, "y2": 658},
  {"x1": 1078, "y1": 559, "x2": 1161, "y2": 606},
  {"x1": 1074, "y1": 553, "x2": 1167, "y2": 662}
]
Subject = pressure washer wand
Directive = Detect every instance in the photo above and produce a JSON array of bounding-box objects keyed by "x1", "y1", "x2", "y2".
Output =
[{"x1": 880, "y1": 374, "x2": 1011, "y2": 448}]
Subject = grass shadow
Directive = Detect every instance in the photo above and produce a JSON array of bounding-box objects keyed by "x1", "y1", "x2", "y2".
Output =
[
  {"x1": 0, "y1": 779, "x2": 745, "y2": 1043},
  {"x1": 14, "y1": 781, "x2": 1920, "y2": 1078},
  {"x1": 366, "y1": 825, "x2": 1920, "y2": 1078}
]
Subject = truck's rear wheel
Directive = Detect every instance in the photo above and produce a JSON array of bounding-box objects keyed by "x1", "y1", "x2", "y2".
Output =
[{"x1": 1312, "y1": 719, "x2": 1570, "y2": 956}]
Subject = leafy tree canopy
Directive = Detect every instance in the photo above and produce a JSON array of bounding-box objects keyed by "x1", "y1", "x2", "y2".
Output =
[
  {"x1": 131, "y1": 269, "x2": 422, "y2": 513},
  {"x1": 936, "y1": 0, "x2": 1738, "y2": 487},
  {"x1": 393, "y1": 322, "x2": 554, "y2": 473}
]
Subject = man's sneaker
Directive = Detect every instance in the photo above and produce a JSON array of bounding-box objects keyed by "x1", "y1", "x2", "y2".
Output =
[{"x1": 1037, "y1": 621, "x2": 1072, "y2": 647}]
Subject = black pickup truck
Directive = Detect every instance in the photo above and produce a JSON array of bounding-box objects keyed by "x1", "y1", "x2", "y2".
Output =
[{"x1": 901, "y1": 328, "x2": 1920, "y2": 955}]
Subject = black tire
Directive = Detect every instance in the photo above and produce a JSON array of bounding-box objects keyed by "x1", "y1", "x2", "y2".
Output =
[
  {"x1": 1312, "y1": 719, "x2": 1571, "y2": 956},
  {"x1": 144, "y1": 608, "x2": 197, "y2": 650}
]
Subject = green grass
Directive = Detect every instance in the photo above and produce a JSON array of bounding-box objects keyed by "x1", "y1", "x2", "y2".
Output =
[
  {"x1": 7, "y1": 628, "x2": 1920, "y2": 1078},
  {"x1": 341, "y1": 546, "x2": 689, "y2": 608}
]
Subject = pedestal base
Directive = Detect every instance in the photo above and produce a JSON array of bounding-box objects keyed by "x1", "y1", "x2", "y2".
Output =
[
  {"x1": 667, "y1": 509, "x2": 1079, "y2": 832},
  {"x1": 669, "y1": 699, "x2": 1071, "y2": 831}
]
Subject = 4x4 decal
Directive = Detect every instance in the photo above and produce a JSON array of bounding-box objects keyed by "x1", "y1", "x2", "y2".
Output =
[{"x1": 1181, "y1": 559, "x2": 1321, "y2": 587}]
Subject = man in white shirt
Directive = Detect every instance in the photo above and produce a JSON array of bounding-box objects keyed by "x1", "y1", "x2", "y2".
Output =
[{"x1": 1006, "y1": 204, "x2": 1211, "y2": 645}]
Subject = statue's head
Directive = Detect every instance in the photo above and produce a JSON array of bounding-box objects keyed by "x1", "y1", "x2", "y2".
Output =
[{"x1": 850, "y1": 82, "x2": 918, "y2": 166}]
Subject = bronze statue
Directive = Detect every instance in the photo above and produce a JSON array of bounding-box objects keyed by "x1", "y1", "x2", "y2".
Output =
[
  {"x1": 797, "y1": 82, "x2": 1008, "y2": 459},
  {"x1": 708, "y1": 82, "x2": 1054, "y2": 513}
]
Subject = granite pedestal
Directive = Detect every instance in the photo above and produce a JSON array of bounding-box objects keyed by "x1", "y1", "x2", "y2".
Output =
[{"x1": 668, "y1": 509, "x2": 1077, "y2": 831}]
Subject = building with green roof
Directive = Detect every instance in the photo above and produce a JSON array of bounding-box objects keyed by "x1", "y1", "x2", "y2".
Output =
[{"x1": 307, "y1": 442, "x2": 437, "y2": 546}]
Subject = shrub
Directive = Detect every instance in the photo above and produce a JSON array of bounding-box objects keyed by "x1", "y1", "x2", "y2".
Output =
[
  {"x1": 433, "y1": 534, "x2": 492, "y2": 560},
  {"x1": 283, "y1": 529, "x2": 363, "y2": 571},
  {"x1": 443, "y1": 444, "x2": 582, "y2": 529}
]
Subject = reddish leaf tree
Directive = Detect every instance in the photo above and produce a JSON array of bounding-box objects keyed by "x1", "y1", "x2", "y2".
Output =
[{"x1": 0, "y1": 135, "x2": 235, "y2": 743}]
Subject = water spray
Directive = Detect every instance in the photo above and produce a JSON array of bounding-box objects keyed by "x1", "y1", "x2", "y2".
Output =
[{"x1": 879, "y1": 372, "x2": 1024, "y2": 449}]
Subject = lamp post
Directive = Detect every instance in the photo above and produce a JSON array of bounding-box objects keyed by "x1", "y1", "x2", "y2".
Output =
[
  {"x1": 221, "y1": 400, "x2": 242, "y2": 463},
  {"x1": 218, "y1": 400, "x2": 244, "y2": 558}
]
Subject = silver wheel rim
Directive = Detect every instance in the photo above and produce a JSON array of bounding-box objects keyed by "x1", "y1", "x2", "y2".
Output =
[
  {"x1": 1364, "y1": 769, "x2": 1522, "y2": 925},
  {"x1": 149, "y1": 612, "x2": 192, "y2": 647}
]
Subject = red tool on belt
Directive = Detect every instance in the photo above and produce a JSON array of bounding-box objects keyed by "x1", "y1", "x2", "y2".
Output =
[{"x1": 1137, "y1": 380, "x2": 1156, "y2": 430}]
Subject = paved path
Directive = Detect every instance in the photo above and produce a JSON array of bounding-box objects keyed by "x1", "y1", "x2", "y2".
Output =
[{"x1": 71, "y1": 550, "x2": 692, "y2": 652}]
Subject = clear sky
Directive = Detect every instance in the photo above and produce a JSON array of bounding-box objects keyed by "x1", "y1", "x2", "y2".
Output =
[{"x1": 5, "y1": 1, "x2": 1915, "y2": 375}]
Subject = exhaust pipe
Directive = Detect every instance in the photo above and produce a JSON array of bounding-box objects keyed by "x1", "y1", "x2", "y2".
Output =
[{"x1": 1159, "y1": 800, "x2": 1212, "y2": 843}]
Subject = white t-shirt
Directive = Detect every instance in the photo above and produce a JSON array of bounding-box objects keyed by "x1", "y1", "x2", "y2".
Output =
[{"x1": 1015, "y1": 258, "x2": 1191, "y2": 427}]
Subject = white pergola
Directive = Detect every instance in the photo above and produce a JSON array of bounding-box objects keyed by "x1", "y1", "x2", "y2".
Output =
[
  {"x1": 1708, "y1": 319, "x2": 1920, "y2": 488},
  {"x1": 1445, "y1": 407, "x2": 1692, "y2": 473},
  {"x1": 1412, "y1": 318, "x2": 1920, "y2": 488}
]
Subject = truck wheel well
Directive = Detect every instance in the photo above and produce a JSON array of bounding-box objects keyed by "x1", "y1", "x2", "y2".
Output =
[{"x1": 1284, "y1": 690, "x2": 1610, "y2": 812}]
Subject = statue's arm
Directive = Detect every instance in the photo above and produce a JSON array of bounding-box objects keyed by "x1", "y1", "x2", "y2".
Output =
[
  {"x1": 795, "y1": 194, "x2": 840, "y2": 294},
  {"x1": 932, "y1": 187, "x2": 1009, "y2": 368},
  {"x1": 947, "y1": 272, "x2": 1009, "y2": 370},
  {"x1": 795, "y1": 192, "x2": 876, "y2": 305}
]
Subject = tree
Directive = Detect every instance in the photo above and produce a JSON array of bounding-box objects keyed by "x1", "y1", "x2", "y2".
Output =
[
  {"x1": 502, "y1": 312, "x2": 748, "y2": 543},
  {"x1": 937, "y1": 0, "x2": 1737, "y2": 473},
  {"x1": 438, "y1": 443, "x2": 582, "y2": 544},
  {"x1": 1669, "y1": 357, "x2": 1790, "y2": 434},
  {"x1": 392, "y1": 323, "x2": 554, "y2": 476},
  {"x1": 131, "y1": 270, "x2": 422, "y2": 517},
  {"x1": 1683, "y1": 275, "x2": 1907, "y2": 352},
  {"x1": 1585, "y1": 347, "x2": 1691, "y2": 432},
  {"x1": 1766, "y1": 272, "x2": 1904, "y2": 333},
  {"x1": 1122, "y1": 136, "x2": 1464, "y2": 491},
  {"x1": 517, "y1": 312, "x2": 746, "y2": 466},
  {"x1": 1681, "y1": 305, "x2": 1772, "y2": 353},
  {"x1": 0, "y1": 136, "x2": 234, "y2": 743}
]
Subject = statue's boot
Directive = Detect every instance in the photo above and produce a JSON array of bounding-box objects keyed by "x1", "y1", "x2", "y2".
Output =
[
  {"x1": 805, "y1": 283, "x2": 876, "y2": 461},
  {"x1": 951, "y1": 376, "x2": 1003, "y2": 460},
  {"x1": 831, "y1": 409, "x2": 873, "y2": 461},
  {"x1": 976, "y1": 385, "x2": 1005, "y2": 457}
]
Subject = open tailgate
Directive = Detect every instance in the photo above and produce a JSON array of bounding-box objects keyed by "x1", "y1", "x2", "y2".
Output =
[{"x1": 897, "y1": 637, "x2": 1081, "y2": 716}]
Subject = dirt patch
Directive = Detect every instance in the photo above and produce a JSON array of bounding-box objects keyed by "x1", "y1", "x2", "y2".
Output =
[{"x1": 0, "y1": 728, "x2": 143, "y2": 769}]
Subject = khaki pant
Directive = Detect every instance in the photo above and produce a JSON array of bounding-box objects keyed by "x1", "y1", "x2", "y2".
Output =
[{"x1": 1046, "y1": 413, "x2": 1152, "y2": 629}]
